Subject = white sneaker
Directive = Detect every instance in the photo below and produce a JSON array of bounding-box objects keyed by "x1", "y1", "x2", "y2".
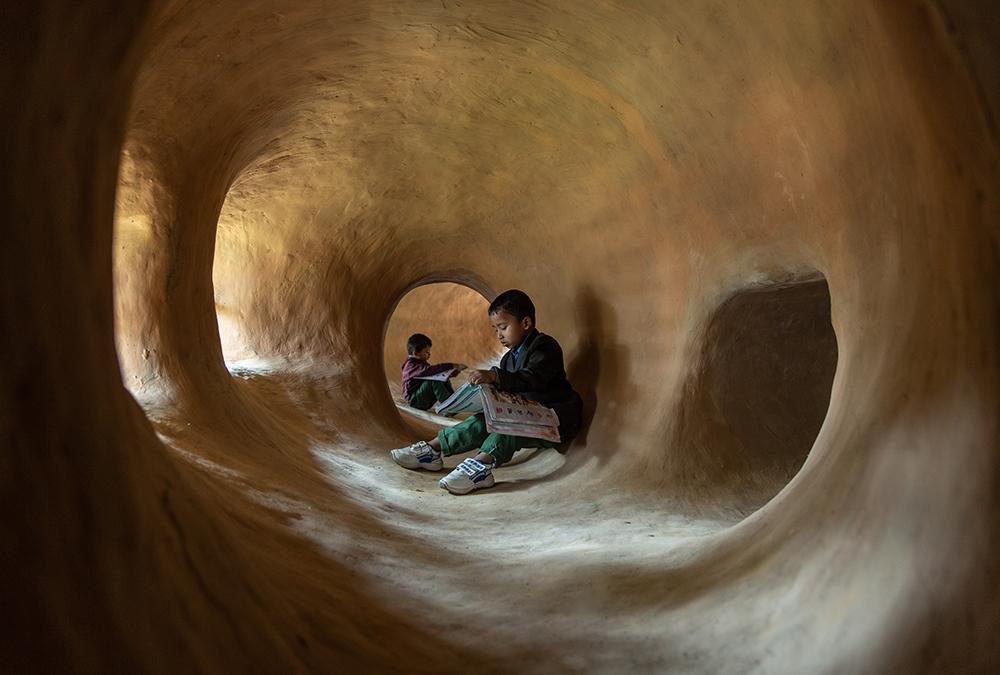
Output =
[
  {"x1": 438, "y1": 458, "x2": 495, "y2": 494},
  {"x1": 389, "y1": 441, "x2": 443, "y2": 471}
]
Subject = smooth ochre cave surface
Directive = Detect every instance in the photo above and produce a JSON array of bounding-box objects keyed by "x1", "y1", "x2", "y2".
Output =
[{"x1": 3, "y1": 1, "x2": 998, "y2": 673}]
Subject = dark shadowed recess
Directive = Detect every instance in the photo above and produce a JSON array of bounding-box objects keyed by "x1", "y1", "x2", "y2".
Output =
[{"x1": 673, "y1": 274, "x2": 838, "y2": 510}]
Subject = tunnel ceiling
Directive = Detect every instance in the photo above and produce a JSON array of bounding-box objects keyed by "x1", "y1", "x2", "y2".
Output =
[{"x1": 118, "y1": 0, "x2": 959, "y2": 397}]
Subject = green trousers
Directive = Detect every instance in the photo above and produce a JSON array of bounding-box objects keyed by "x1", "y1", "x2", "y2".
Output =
[
  {"x1": 408, "y1": 379, "x2": 454, "y2": 410},
  {"x1": 437, "y1": 413, "x2": 558, "y2": 468}
]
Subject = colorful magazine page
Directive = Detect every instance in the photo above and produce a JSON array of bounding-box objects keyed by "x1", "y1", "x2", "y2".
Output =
[
  {"x1": 483, "y1": 407, "x2": 556, "y2": 429},
  {"x1": 480, "y1": 385, "x2": 560, "y2": 426},
  {"x1": 481, "y1": 385, "x2": 560, "y2": 442},
  {"x1": 483, "y1": 416, "x2": 562, "y2": 443},
  {"x1": 434, "y1": 383, "x2": 484, "y2": 415}
]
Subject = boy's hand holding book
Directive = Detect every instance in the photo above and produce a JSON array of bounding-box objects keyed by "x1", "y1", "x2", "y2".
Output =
[{"x1": 466, "y1": 368, "x2": 497, "y2": 385}]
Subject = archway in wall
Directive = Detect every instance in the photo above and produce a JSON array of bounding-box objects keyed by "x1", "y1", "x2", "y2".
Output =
[
  {"x1": 383, "y1": 282, "x2": 502, "y2": 409},
  {"x1": 213, "y1": 205, "x2": 258, "y2": 366},
  {"x1": 671, "y1": 274, "x2": 839, "y2": 512},
  {"x1": 216, "y1": 297, "x2": 253, "y2": 365}
]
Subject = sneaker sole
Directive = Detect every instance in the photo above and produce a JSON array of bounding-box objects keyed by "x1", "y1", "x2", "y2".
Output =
[
  {"x1": 389, "y1": 451, "x2": 443, "y2": 472},
  {"x1": 439, "y1": 473, "x2": 496, "y2": 495}
]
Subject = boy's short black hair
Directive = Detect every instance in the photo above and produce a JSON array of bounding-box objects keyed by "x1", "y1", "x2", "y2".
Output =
[
  {"x1": 488, "y1": 289, "x2": 535, "y2": 325},
  {"x1": 407, "y1": 333, "x2": 432, "y2": 355}
]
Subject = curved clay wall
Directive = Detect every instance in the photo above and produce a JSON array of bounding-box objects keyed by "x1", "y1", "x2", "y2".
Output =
[{"x1": 3, "y1": 1, "x2": 998, "y2": 672}]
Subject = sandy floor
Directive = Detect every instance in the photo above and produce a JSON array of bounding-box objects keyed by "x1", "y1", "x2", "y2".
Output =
[{"x1": 150, "y1": 362, "x2": 748, "y2": 673}]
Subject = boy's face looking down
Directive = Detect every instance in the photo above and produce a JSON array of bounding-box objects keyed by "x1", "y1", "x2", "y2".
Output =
[
  {"x1": 413, "y1": 346, "x2": 432, "y2": 361},
  {"x1": 489, "y1": 310, "x2": 533, "y2": 350}
]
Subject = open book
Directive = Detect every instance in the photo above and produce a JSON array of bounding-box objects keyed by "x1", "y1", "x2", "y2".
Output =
[
  {"x1": 412, "y1": 369, "x2": 457, "y2": 382},
  {"x1": 435, "y1": 384, "x2": 561, "y2": 442},
  {"x1": 434, "y1": 382, "x2": 484, "y2": 415}
]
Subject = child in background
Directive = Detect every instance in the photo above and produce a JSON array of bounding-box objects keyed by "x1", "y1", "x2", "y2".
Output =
[
  {"x1": 401, "y1": 333, "x2": 466, "y2": 410},
  {"x1": 390, "y1": 290, "x2": 583, "y2": 494}
]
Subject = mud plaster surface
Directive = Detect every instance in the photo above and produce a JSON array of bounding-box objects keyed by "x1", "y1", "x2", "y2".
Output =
[{"x1": 2, "y1": 1, "x2": 999, "y2": 673}]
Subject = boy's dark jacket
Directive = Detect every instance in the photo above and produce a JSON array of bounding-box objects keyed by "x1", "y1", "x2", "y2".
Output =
[{"x1": 490, "y1": 329, "x2": 583, "y2": 443}]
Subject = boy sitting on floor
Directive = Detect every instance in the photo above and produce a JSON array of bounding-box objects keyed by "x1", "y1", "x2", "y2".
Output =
[
  {"x1": 401, "y1": 333, "x2": 466, "y2": 411},
  {"x1": 390, "y1": 289, "x2": 583, "y2": 494}
]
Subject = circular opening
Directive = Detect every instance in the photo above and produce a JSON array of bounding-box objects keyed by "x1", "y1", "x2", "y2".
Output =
[
  {"x1": 673, "y1": 274, "x2": 838, "y2": 509},
  {"x1": 383, "y1": 282, "x2": 502, "y2": 413}
]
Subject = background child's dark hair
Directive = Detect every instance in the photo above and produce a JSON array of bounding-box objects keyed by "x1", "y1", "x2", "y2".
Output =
[
  {"x1": 406, "y1": 333, "x2": 432, "y2": 355},
  {"x1": 488, "y1": 289, "x2": 535, "y2": 325}
]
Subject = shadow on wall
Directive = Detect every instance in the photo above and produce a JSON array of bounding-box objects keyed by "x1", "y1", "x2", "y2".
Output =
[
  {"x1": 567, "y1": 285, "x2": 629, "y2": 462},
  {"x1": 668, "y1": 276, "x2": 838, "y2": 508}
]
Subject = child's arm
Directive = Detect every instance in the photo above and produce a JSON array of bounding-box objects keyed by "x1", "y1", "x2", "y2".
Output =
[{"x1": 408, "y1": 360, "x2": 457, "y2": 378}]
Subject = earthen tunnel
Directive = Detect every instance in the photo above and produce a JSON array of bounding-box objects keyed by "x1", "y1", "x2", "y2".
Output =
[{"x1": 3, "y1": 1, "x2": 999, "y2": 672}]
